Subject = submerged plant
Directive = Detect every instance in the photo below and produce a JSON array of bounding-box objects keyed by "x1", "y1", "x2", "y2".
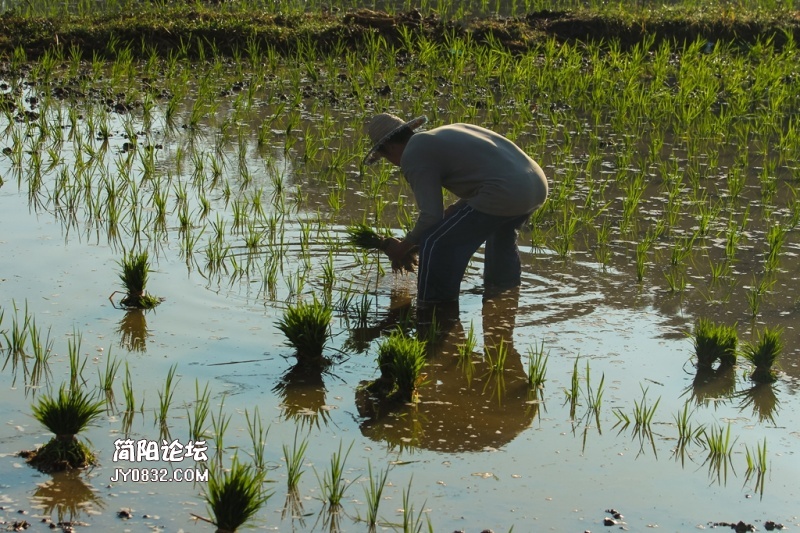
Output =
[
  {"x1": 25, "y1": 385, "x2": 105, "y2": 472},
  {"x1": 276, "y1": 298, "x2": 332, "y2": 361},
  {"x1": 204, "y1": 456, "x2": 270, "y2": 533},
  {"x1": 741, "y1": 326, "x2": 783, "y2": 383},
  {"x1": 114, "y1": 250, "x2": 162, "y2": 309},
  {"x1": 690, "y1": 318, "x2": 738, "y2": 370}
]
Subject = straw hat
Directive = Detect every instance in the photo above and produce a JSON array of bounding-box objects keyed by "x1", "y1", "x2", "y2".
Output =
[{"x1": 363, "y1": 113, "x2": 427, "y2": 165}]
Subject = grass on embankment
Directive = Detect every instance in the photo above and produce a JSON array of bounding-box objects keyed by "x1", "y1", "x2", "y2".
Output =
[{"x1": 1, "y1": 2, "x2": 799, "y2": 59}]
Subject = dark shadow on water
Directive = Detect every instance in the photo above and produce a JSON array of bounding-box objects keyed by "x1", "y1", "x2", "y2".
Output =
[
  {"x1": 357, "y1": 287, "x2": 537, "y2": 453},
  {"x1": 116, "y1": 309, "x2": 149, "y2": 353},
  {"x1": 30, "y1": 470, "x2": 105, "y2": 525}
]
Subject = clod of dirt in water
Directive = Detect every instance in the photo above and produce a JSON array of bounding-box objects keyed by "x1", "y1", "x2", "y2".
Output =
[
  {"x1": 764, "y1": 521, "x2": 786, "y2": 531},
  {"x1": 117, "y1": 508, "x2": 133, "y2": 519},
  {"x1": 603, "y1": 518, "x2": 617, "y2": 526},
  {"x1": 712, "y1": 521, "x2": 757, "y2": 532},
  {"x1": 605, "y1": 508, "x2": 624, "y2": 519}
]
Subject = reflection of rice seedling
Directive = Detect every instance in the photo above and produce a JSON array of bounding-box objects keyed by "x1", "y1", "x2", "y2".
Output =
[
  {"x1": 736, "y1": 382, "x2": 779, "y2": 424},
  {"x1": 277, "y1": 298, "x2": 332, "y2": 361},
  {"x1": 345, "y1": 223, "x2": 418, "y2": 273},
  {"x1": 741, "y1": 326, "x2": 783, "y2": 383},
  {"x1": 376, "y1": 329, "x2": 428, "y2": 403},
  {"x1": 25, "y1": 385, "x2": 104, "y2": 472},
  {"x1": 114, "y1": 250, "x2": 162, "y2": 309},
  {"x1": 204, "y1": 456, "x2": 270, "y2": 533},
  {"x1": 690, "y1": 318, "x2": 737, "y2": 369}
]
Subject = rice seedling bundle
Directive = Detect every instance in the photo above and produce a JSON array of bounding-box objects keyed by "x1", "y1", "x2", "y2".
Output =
[{"x1": 345, "y1": 224, "x2": 418, "y2": 273}]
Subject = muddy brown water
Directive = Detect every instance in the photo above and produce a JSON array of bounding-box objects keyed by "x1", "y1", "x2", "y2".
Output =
[{"x1": 1, "y1": 72, "x2": 799, "y2": 531}]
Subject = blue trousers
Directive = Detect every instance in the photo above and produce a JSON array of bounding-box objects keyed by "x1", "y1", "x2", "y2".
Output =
[{"x1": 416, "y1": 204, "x2": 530, "y2": 305}]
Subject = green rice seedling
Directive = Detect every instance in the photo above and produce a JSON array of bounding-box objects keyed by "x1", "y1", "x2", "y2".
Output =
[
  {"x1": 664, "y1": 267, "x2": 687, "y2": 293},
  {"x1": 376, "y1": 329, "x2": 428, "y2": 403},
  {"x1": 276, "y1": 298, "x2": 332, "y2": 361},
  {"x1": 401, "y1": 477, "x2": 429, "y2": 533},
  {"x1": 156, "y1": 364, "x2": 178, "y2": 440},
  {"x1": 315, "y1": 440, "x2": 356, "y2": 510},
  {"x1": 283, "y1": 428, "x2": 309, "y2": 494},
  {"x1": 114, "y1": 250, "x2": 162, "y2": 309},
  {"x1": 702, "y1": 423, "x2": 737, "y2": 483},
  {"x1": 245, "y1": 407, "x2": 269, "y2": 472},
  {"x1": 583, "y1": 361, "x2": 605, "y2": 416},
  {"x1": 97, "y1": 350, "x2": 120, "y2": 408},
  {"x1": 563, "y1": 357, "x2": 580, "y2": 418},
  {"x1": 457, "y1": 320, "x2": 478, "y2": 360},
  {"x1": 3, "y1": 300, "x2": 31, "y2": 374},
  {"x1": 484, "y1": 338, "x2": 509, "y2": 374},
  {"x1": 526, "y1": 340, "x2": 549, "y2": 391},
  {"x1": 690, "y1": 318, "x2": 738, "y2": 370},
  {"x1": 26, "y1": 385, "x2": 105, "y2": 472},
  {"x1": 673, "y1": 402, "x2": 703, "y2": 444},
  {"x1": 552, "y1": 205, "x2": 579, "y2": 259},
  {"x1": 744, "y1": 437, "x2": 768, "y2": 498},
  {"x1": 633, "y1": 386, "x2": 660, "y2": 429},
  {"x1": 362, "y1": 460, "x2": 390, "y2": 530},
  {"x1": 188, "y1": 379, "x2": 212, "y2": 442},
  {"x1": 210, "y1": 395, "x2": 231, "y2": 463},
  {"x1": 741, "y1": 326, "x2": 783, "y2": 383},
  {"x1": 29, "y1": 318, "x2": 54, "y2": 389},
  {"x1": 204, "y1": 455, "x2": 270, "y2": 533},
  {"x1": 635, "y1": 238, "x2": 650, "y2": 282},
  {"x1": 746, "y1": 275, "x2": 775, "y2": 319},
  {"x1": 67, "y1": 330, "x2": 88, "y2": 390}
]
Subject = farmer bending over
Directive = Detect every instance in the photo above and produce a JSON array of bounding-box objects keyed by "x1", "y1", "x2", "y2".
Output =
[{"x1": 363, "y1": 113, "x2": 549, "y2": 308}]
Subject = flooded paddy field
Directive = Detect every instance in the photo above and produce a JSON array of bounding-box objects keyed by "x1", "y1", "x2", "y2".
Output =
[{"x1": 1, "y1": 14, "x2": 800, "y2": 532}]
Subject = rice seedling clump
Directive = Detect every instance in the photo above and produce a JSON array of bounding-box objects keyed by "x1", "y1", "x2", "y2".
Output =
[
  {"x1": 691, "y1": 318, "x2": 738, "y2": 370},
  {"x1": 276, "y1": 298, "x2": 333, "y2": 361},
  {"x1": 373, "y1": 329, "x2": 427, "y2": 403},
  {"x1": 23, "y1": 385, "x2": 104, "y2": 472},
  {"x1": 741, "y1": 326, "x2": 783, "y2": 383},
  {"x1": 115, "y1": 250, "x2": 162, "y2": 309},
  {"x1": 345, "y1": 223, "x2": 418, "y2": 273},
  {"x1": 205, "y1": 457, "x2": 270, "y2": 533}
]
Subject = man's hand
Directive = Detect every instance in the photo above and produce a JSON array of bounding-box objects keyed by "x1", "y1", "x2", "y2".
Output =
[{"x1": 381, "y1": 238, "x2": 416, "y2": 273}]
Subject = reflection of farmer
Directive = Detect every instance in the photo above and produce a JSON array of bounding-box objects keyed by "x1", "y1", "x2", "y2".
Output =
[
  {"x1": 357, "y1": 288, "x2": 536, "y2": 452},
  {"x1": 363, "y1": 114, "x2": 548, "y2": 308}
]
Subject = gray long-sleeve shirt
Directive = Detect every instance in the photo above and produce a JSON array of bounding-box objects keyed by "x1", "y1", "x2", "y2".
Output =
[{"x1": 399, "y1": 123, "x2": 549, "y2": 243}]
